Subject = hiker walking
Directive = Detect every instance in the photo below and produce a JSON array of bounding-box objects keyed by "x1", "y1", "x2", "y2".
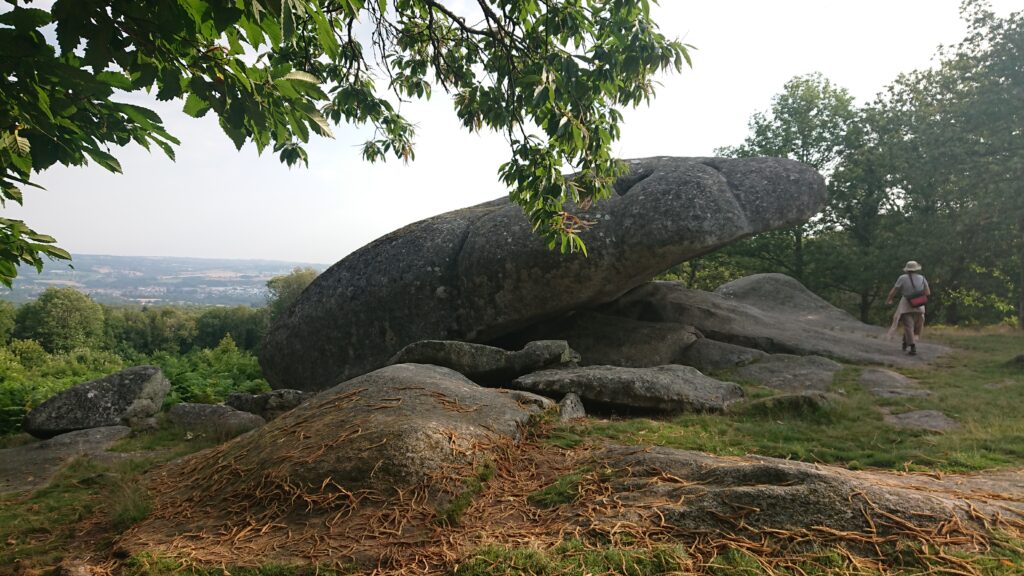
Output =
[{"x1": 886, "y1": 260, "x2": 930, "y2": 356}]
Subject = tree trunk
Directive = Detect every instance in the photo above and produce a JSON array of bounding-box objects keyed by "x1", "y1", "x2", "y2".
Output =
[{"x1": 860, "y1": 291, "x2": 871, "y2": 324}]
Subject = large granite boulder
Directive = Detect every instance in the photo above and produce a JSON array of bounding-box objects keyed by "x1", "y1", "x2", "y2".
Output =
[
  {"x1": 260, "y1": 157, "x2": 826, "y2": 391},
  {"x1": 511, "y1": 365, "x2": 744, "y2": 413},
  {"x1": 23, "y1": 366, "x2": 170, "y2": 439},
  {"x1": 602, "y1": 275, "x2": 947, "y2": 366},
  {"x1": 386, "y1": 340, "x2": 579, "y2": 386},
  {"x1": 127, "y1": 363, "x2": 553, "y2": 563}
]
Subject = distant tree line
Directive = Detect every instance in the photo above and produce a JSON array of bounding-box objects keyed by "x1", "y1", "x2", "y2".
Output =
[
  {"x1": 0, "y1": 267, "x2": 317, "y2": 356},
  {"x1": 0, "y1": 267, "x2": 317, "y2": 434},
  {"x1": 669, "y1": 1, "x2": 1023, "y2": 327}
]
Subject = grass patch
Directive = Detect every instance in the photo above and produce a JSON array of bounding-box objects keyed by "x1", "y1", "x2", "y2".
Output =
[
  {"x1": 110, "y1": 476, "x2": 153, "y2": 532},
  {"x1": 569, "y1": 329, "x2": 1024, "y2": 472},
  {"x1": 454, "y1": 539, "x2": 688, "y2": 576},
  {"x1": 110, "y1": 420, "x2": 223, "y2": 456},
  {"x1": 122, "y1": 553, "x2": 350, "y2": 575},
  {"x1": 0, "y1": 421, "x2": 224, "y2": 571},
  {"x1": 543, "y1": 428, "x2": 585, "y2": 449},
  {"x1": 435, "y1": 459, "x2": 497, "y2": 527},
  {"x1": 0, "y1": 432, "x2": 38, "y2": 449},
  {"x1": 0, "y1": 457, "x2": 126, "y2": 570},
  {"x1": 527, "y1": 470, "x2": 586, "y2": 508}
]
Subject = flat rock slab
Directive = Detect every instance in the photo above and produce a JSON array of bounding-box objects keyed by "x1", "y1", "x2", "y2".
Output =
[
  {"x1": 496, "y1": 312, "x2": 699, "y2": 368},
  {"x1": 512, "y1": 365, "x2": 743, "y2": 413},
  {"x1": 677, "y1": 338, "x2": 767, "y2": 373},
  {"x1": 260, "y1": 157, "x2": 826, "y2": 391},
  {"x1": 0, "y1": 426, "x2": 131, "y2": 494},
  {"x1": 731, "y1": 354, "x2": 842, "y2": 392},
  {"x1": 598, "y1": 446, "x2": 1023, "y2": 538},
  {"x1": 884, "y1": 409, "x2": 959, "y2": 432},
  {"x1": 859, "y1": 368, "x2": 931, "y2": 398},
  {"x1": 387, "y1": 339, "x2": 579, "y2": 386},
  {"x1": 604, "y1": 275, "x2": 947, "y2": 367},
  {"x1": 167, "y1": 403, "x2": 267, "y2": 437},
  {"x1": 23, "y1": 366, "x2": 170, "y2": 439}
]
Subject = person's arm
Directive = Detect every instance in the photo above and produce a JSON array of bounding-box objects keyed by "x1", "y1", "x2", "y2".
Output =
[
  {"x1": 886, "y1": 276, "x2": 905, "y2": 305},
  {"x1": 885, "y1": 286, "x2": 899, "y2": 305}
]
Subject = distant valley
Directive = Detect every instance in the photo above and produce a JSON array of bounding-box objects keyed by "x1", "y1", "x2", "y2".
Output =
[{"x1": 1, "y1": 254, "x2": 325, "y2": 306}]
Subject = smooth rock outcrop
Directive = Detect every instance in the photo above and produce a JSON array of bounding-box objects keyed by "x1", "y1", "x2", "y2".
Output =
[
  {"x1": 883, "y1": 409, "x2": 959, "y2": 432},
  {"x1": 512, "y1": 365, "x2": 743, "y2": 413},
  {"x1": 599, "y1": 446, "x2": 1022, "y2": 536},
  {"x1": 261, "y1": 157, "x2": 826, "y2": 391},
  {"x1": 387, "y1": 340, "x2": 579, "y2": 385},
  {"x1": 731, "y1": 354, "x2": 842, "y2": 392},
  {"x1": 603, "y1": 276, "x2": 947, "y2": 366},
  {"x1": 168, "y1": 403, "x2": 266, "y2": 438},
  {"x1": 0, "y1": 426, "x2": 131, "y2": 493},
  {"x1": 859, "y1": 368, "x2": 931, "y2": 398},
  {"x1": 23, "y1": 366, "x2": 170, "y2": 439}
]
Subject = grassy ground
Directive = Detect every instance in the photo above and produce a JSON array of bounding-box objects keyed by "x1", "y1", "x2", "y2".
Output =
[
  {"x1": 1, "y1": 328, "x2": 1023, "y2": 575},
  {"x1": 568, "y1": 327, "x2": 1024, "y2": 472},
  {"x1": 0, "y1": 425, "x2": 221, "y2": 574}
]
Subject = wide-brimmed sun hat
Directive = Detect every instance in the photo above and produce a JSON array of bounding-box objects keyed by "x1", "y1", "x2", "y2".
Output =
[{"x1": 904, "y1": 260, "x2": 922, "y2": 272}]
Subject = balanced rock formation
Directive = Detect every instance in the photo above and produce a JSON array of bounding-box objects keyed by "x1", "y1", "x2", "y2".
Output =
[
  {"x1": 261, "y1": 157, "x2": 826, "y2": 391},
  {"x1": 512, "y1": 365, "x2": 743, "y2": 413},
  {"x1": 387, "y1": 339, "x2": 579, "y2": 386},
  {"x1": 23, "y1": 366, "x2": 170, "y2": 439}
]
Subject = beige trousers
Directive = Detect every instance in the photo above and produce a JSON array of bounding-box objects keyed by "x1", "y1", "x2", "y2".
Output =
[{"x1": 900, "y1": 312, "x2": 924, "y2": 345}]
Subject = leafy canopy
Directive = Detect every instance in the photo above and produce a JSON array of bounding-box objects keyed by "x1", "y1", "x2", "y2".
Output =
[
  {"x1": 266, "y1": 266, "x2": 318, "y2": 320},
  {"x1": 0, "y1": 0, "x2": 689, "y2": 284}
]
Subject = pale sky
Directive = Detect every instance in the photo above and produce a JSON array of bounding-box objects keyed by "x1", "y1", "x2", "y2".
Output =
[{"x1": 7, "y1": 1, "x2": 1023, "y2": 265}]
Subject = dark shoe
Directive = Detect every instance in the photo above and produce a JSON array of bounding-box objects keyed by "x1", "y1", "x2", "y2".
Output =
[
  {"x1": 902, "y1": 340, "x2": 908, "y2": 351},
  {"x1": 909, "y1": 345, "x2": 917, "y2": 356}
]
